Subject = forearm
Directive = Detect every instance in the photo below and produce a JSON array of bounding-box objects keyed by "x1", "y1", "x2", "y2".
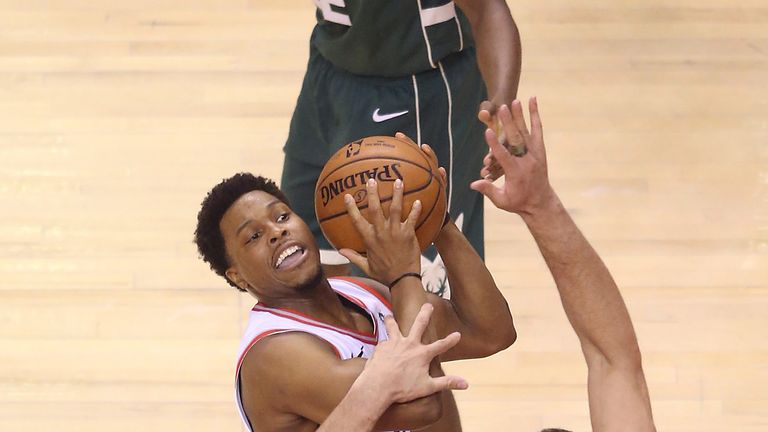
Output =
[
  {"x1": 522, "y1": 192, "x2": 641, "y2": 365},
  {"x1": 434, "y1": 222, "x2": 515, "y2": 354},
  {"x1": 466, "y1": 0, "x2": 521, "y2": 104},
  {"x1": 390, "y1": 276, "x2": 444, "y2": 390},
  {"x1": 317, "y1": 378, "x2": 389, "y2": 432},
  {"x1": 391, "y1": 277, "x2": 434, "y2": 340}
]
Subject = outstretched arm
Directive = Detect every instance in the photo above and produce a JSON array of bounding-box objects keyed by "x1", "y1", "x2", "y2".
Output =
[
  {"x1": 317, "y1": 304, "x2": 467, "y2": 432},
  {"x1": 471, "y1": 98, "x2": 656, "y2": 431}
]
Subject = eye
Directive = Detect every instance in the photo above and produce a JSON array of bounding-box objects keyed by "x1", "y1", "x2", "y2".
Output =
[
  {"x1": 246, "y1": 231, "x2": 261, "y2": 244},
  {"x1": 277, "y1": 212, "x2": 289, "y2": 223}
]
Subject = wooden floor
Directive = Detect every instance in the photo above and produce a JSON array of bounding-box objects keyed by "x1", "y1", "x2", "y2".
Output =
[{"x1": 1, "y1": 0, "x2": 766, "y2": 430}]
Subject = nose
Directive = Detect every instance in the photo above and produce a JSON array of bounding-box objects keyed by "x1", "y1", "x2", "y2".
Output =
[{"x1": 269, "y1": 227, "x2": 288, "y2": 244}]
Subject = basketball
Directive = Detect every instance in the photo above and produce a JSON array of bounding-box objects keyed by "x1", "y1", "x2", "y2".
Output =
[{"x1": 314, "y1": 135, "x2": 447, "y2": 253}]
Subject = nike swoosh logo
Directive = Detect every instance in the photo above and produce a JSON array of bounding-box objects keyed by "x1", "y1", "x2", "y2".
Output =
[{"x1": 372, "y1": 108, "x2": 409, "y2": 123}]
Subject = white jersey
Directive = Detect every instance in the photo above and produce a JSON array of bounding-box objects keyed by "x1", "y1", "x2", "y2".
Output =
[{"x1": 235, "y1": 277, "x2": 406, "y2": 432}]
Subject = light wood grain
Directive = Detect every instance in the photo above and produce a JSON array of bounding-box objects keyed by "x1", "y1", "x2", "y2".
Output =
[{"x1": 0, "y1": 0, "x2": 766, "y2": 430}]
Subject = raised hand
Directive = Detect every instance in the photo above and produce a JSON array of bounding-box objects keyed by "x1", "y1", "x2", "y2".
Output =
[
  {"x1": 470, "y1": 97, "x2": 555, "y2": 215},
  {"x1": 339, "y1": 177, "x2": 422, "y2": 285},
  {"x1": 359, "y1": 303, "x2": 467, "y2": 403},
  {"x1": 478, "y1": 101, "x2": 528, "y2": 181}
]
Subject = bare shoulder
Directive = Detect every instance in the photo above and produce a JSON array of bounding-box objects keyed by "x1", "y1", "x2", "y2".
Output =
[
  {"x1": 240, "y1": 331, "x2": 343, "y2": 383},
  {"x1": 239, "y1": 332, "x2": 366, "y2": 429}
]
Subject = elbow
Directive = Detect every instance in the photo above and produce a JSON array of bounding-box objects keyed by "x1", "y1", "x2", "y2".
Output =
[
  {"x1": 474, "y1": 322, "x2": 517, "y2": 358},
  {"x1": 489, "y1": 311, "x2": 518, "y2": 354},
  {"x1": 491, "y1": 323, "x2": 518, "y2": 354},
  {"x1": 502, "y1": 324, "x2": 518, "y2": 349}
]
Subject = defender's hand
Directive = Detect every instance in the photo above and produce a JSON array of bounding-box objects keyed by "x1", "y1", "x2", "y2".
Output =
[
  {"x1": 471, "y1": 97, "x2": 556, "y2": 215},
  {"x1": 357, "y1": 303, "x2": 467, "y2": 403},
  {"x1": 339, "y1": 178, "x2": 422, "y2": 284},
  {"x1": 479, "y1": 101, "x2": 528, "y2": 181}
]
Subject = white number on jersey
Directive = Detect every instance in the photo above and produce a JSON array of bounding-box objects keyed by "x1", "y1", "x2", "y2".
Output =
[{"x1": 314, "y1": 0, "x2": 352, "y2": 27}]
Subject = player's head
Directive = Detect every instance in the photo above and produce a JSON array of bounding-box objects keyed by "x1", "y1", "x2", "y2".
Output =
[{"x1": 194, "y1": 173, "x2": 322, "y2": 297}]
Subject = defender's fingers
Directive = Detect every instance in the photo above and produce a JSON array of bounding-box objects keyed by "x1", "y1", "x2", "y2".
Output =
[
  {"x1": 344, "y1": 194, "x2": 371, "y2": 234},
  {"x1": 510, "y1": 99, "x2": 531, "y2": 141},
  {"x1": 485, "y1": 128, "x2": 518, "y2": 173},
  {"x1": 499, "y1": 104, "x2": 527, "y2": 156},
  {"x1": 424, "y1": 331, "x2": 461, "y2": 358},
  {"x1": 528, "y1": 96, "x2": 545, "y2": 157},
  {"x1": 382, "y1": 314, "x2": 403, "y2": 340},
  {"x1": 389, "y1": 178, "x2": 404, "y2": 224},
  {"x1": 405, "y1": 199, "x2": 422, "y2": 228},
  {"x1": 470, "y1": 179, "x2": 506, "y2": 208},
  {"x1": 407, "y1": 303, "x2": 434, "y2": 340},
  {"x1": 430, "y1": 375, "x2": 469, "y2": 392},
  {"x1": 483, "y1": 152, "x2": 494, "y2": 166},
  {"x1": 365, "y1": 178, "x2": 385, "y2": 226},
  {"x1": 483, "y1": 164, "x2": 504, "y2": 181},
  {"x1": 480, "y1": 166, "x2": 491, "y2": 179}
]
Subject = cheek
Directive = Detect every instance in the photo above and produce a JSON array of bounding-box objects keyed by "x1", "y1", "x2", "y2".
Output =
[{"x1": 235, "y1": 245, "x2": 272, "y2": 279}]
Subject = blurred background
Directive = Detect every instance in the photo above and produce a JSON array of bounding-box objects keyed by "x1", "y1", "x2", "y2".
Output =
[{"x1": 1, "y1": 0, "x2": 766, "y2": 430}]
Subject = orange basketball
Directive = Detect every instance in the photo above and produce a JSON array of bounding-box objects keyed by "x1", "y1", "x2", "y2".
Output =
[{"x1": 314, "y1": 135, "x2": 447, "y2": 254}]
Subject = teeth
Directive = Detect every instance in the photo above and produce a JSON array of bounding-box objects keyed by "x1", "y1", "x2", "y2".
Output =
[{"x1": 275, "y1": 245, "x2": 301, "y2": 268}]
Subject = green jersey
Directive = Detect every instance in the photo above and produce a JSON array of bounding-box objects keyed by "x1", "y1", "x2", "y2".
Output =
[{"x1": 312, "y1": 0, "x2": 475, "y2": 77}]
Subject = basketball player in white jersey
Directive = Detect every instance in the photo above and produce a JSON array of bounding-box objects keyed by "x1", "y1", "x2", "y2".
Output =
[{"x1": 194, "y1": 148, "x2": 516, "y2": 431}]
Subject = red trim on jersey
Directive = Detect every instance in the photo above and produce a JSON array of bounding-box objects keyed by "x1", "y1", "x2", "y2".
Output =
[
  {"x1": 252, "y1": 306, "x2": 378, "y2": 345},
  {"x1": 332, "y1": 276, "x2": 394, "y2": 311},
  {"x1": 236, "y1": 329, "x2": 288, "y2": 374},
  {"x1": 335, "y1": 290, "x2": 379, "y2": 340},
  {"x1": 235, "y1": 328, "x2": 343, "y2": 378}
]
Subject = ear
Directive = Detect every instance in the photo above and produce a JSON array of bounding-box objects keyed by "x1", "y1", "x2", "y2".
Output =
[{"x1": 225, "y1": 267, "x2": 249, "y2": 291}]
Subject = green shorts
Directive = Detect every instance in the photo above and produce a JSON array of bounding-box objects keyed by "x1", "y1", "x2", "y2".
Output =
[{"x1": 281, "y1": 46, "x2": 487, "y2": 298}]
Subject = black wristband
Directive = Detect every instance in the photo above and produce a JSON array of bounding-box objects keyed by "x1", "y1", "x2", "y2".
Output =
[{"x1": 388, "y1": 272, "x2": 422, "y2": 289}]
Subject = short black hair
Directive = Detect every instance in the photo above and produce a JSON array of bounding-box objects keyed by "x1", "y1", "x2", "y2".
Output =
[{"x1": 194, "y1": 173, "x2": 290, "y2": 291}]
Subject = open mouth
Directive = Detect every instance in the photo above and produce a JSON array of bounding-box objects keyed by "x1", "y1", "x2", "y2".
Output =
[{"x1": 274, "y1": 245, "x2": 307, "y2": 270}]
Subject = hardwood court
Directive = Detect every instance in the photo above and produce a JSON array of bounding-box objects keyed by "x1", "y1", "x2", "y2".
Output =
[{"x1": 1, "y1": 0, "x2": 766, "y2": 431}]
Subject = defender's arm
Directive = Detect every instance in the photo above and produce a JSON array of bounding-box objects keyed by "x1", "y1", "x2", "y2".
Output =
[{"x1": 471, "y1": 98, "x2": 656, "y2": 431}]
